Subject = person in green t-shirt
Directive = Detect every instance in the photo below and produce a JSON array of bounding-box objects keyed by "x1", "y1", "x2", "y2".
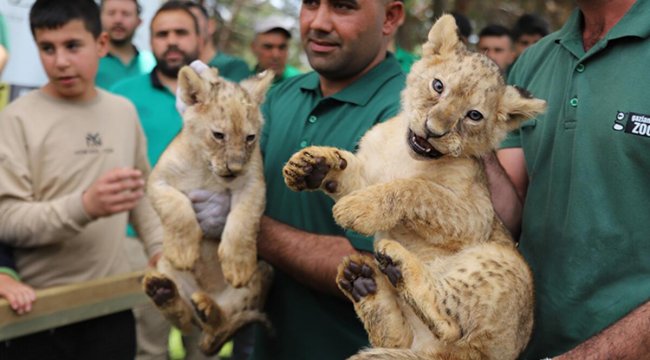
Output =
[
  {"x1": 185, "y1": 2, "x2": 249, "y2": 83},
  {"x1": 250, "y1": 16, "x2": 301, "y2": 86},
  {"x1": 180, "y1": 1, "x2": 407, "y2": 359},
  {"x1": 96, "y1": 0, "x2": 156, "y2": 89},
  {"x1": 487, "y1": 1, "x2": 650, "y2": 359}
]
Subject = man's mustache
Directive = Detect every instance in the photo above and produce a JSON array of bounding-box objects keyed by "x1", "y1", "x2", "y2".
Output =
[{"x1": 163, "y1": 45, "x2": 185, "y2": 57}]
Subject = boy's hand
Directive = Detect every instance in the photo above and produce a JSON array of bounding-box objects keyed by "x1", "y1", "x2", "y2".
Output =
[
  {"x1": 83, "y1": 168, "x2": 145, "y2": 219},
  {"x1": 187, "y1": 189, "x2": 230, "y2": 239},
  {"x1": 0, "y1": 273, "x2": 36, "y2": 315}
]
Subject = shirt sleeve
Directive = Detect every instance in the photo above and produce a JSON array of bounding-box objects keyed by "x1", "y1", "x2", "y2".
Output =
[
  {"x1": 128, "y1": 114, "x2": 163, "y2": 258},
  {"x1": 0, "y1": 111, "x2": 93, "y2": 247}
]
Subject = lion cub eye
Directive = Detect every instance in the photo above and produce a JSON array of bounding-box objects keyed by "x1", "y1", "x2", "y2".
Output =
[
  {"x1": 432, "y1": 79, "x2": 444, "y2": 94},
  {"x1": 212, "y1": 131, "x2": 225, "y2": 140},
  {"x1": 246, "y1": 134, "x2": 256, "y2": 143},
  {"x1": 467, "y1": 110, "x2": 484, "y2": 121}
]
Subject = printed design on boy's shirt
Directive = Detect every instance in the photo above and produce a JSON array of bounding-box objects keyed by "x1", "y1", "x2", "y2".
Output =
[
  {"x1": 612, "y1": 111, "x2": 650, "y2": 138},
  {"x1": 74, "y1": 132, "x2": 114, "y2": 155}
]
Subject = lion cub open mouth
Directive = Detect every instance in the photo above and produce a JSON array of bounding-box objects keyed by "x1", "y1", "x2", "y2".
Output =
[{"x1": 407, "y1": 129, "x2": 443, "y2": 159}]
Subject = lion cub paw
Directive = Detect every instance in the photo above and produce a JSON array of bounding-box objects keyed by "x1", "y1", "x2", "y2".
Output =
[
  {"x1": 218, "y1": 243, "x2": 256, "y2": 288},
  {"x1": 283, "y1": 146, "x2": 347, "y2": 193},
  {"x1": 143, "y1": 273, "x2": 179, "y2": 307},
  {"x1": 165, "y1": 243, "x2": 200, "y2": 271},
  {"x1": 375, "y1": 240, "x2": 406, "y2": 287},
  {"x1": 337, "y1": 254, "x2": 378, "y2": 302},
  {"x1": 333, "y1": 192, "x2": 395, "y2": 235},
  {"x1": 190, "y1": 291, "x2": 224, "y2": 327}
]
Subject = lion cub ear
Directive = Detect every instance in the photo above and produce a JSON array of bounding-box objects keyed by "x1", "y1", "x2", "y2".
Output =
[
  {"x1": 239, "y1": 70, "x2": 275, "y2": 105},
  {"x1": 422, "y1": 14, "x2": 464, "y2": 58},
  {"x1": 499, "y1": 86, "x2": 547, "y2": 130},
  {"x1": 178, "y1": 65, "x2": 211, "y2": 106}
]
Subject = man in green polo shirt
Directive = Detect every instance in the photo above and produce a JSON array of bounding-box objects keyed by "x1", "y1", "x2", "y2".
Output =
[
  {"x1": 182, "y1": 1, "x2": 407, "y2": 359},
  {"x1": 489, "y1": 0, "x2": 650, "y2": 358},
  {"x1": 96, "y1": 0, "x2": 155, "y2": 89},
  {"x1": 248, "y1": 1, "x2": 406, "y2": 359},
  {"x1": 185, "y1": 2, "x2": 249, "y2": 83}
]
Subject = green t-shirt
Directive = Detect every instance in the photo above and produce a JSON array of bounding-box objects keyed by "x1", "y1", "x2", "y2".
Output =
[
  {"x1": 208, "y1": 52, "x2": 250, "y2": 83},
  {"x1": 253, "y1": 53, "x2": 405, "y2": 360},
  {"x1": 111, "y1": 70, "x2": 182, "y2": 237},
  {"x1": 96, "y1": 49, "x2": 156, "y2": 90},
  {"x1": 394, "y1": 46, "x2": 419, "y2": 74},
  {"x1": 503, "y1": 3, "x2": 650, "y2": 358}
]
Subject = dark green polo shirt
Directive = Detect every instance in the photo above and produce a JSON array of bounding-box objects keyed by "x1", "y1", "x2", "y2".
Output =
[
  {"x1": 96, "y1": 49, "x2": 156, "y2": 90},
  {"x1": 208, "y1": 52, "x2": 250, "y2": 83},
  {"x1": 111, "y1": 70, "x2": 182, "y2": 237},
  {"x1": 503, "y1": 2, "x2": 650, "y2": 358},
  {"x1": 253, "y1": 54, "x2": 405, "y2": 360}
]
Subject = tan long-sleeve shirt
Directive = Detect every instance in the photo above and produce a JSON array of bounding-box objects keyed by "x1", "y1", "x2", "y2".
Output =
[{"x1": 0, "y1": 89, "x2": 162, "y2": 288}]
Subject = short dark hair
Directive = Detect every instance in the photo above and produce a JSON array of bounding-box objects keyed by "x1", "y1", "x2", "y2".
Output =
[
  {"x1": 451, "y1": 12, "x2": 472, "y2": 39},
  {"x1": 479, "y1": 24, "x2": 513, "y2": 41},
  {"x1": 30, "y1": 0, "x2": 102, "y2": 39},
  {"x1": 183, "y1": 1, "x2": 209, "y2": 20},
  {"x1": 100, "y1": 0, "x2": 142, "y2": 16},
  {"x1": 512, "y1": 14, "x2": 549, "y2": 40},
  {"x1": 151, "y1": 1, "x2": 200, "y2": 35}
]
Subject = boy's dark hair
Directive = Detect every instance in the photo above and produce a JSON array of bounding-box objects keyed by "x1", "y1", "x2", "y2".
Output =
[
  {"x1": 479, "y1": 24, "x2": 513, "y2": 41},
  {"x1": 512, "y1": 14, "x2": 549, "y2": 40},
  {"x1": 100, "y1": 0, "x2": 142, "y2": 16},
  {"x1": 151, "y1": 1, "x2": 200, "y2": 35},
  {"x1": 30, "y1": 0, "x2": 102, "y2": 39}
]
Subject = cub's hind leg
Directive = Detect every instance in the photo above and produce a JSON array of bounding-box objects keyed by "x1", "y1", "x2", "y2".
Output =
[
  {"x1": 337, "y1": 254, "x2": 413, "y2": 348},
  {"x1": 143, "y1": 271, "x2": 194, "y2": 333},
  {"x1": 375, "y1": 239, "x2": 462, "y2": 343},
  {"x1": 282, "y1": 146, "x2": 366, "y2": 201}
]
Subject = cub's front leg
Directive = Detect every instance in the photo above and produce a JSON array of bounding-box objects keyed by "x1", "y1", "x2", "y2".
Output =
[
  {"x1": 218, "y1": 155, "x2": 265, "y2": 288},
  {"x1": 337, "y1": 254, "x2": 413, "y2": 348},
  {"x1": 148, "y1": 181, "x2": 202, "y2": 270},
  {"x1": 283, "y1": 146, "x2": 366, "y2": 201}
]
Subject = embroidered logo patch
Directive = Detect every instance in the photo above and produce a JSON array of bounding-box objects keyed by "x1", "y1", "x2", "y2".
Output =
[{"x1": 612, "y1": 111, "x2": 650, "y2": 137}]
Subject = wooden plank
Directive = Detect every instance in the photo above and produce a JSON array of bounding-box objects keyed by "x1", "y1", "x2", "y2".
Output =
[{"x1": 0, "y1": 271, "x2": 150, "y2": 341}]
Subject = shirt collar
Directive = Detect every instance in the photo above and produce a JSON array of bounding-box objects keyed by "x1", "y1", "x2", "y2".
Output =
[
  {"x1": 298, "y1": 52, "x2": 403, "y2": 106},
  {"x1": 555, "y1": 1, "x2": 650, "y2": 58},
  {"x1": 150, "y1": 67, "x2": 165, "y2": 90},
  {"x1": 106, "y1": 45, "x2": 141, "y2": 60}
]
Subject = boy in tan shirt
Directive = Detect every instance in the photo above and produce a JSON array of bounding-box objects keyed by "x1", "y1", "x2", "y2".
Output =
[{"x1": 0, "y1": 0, "x2": 162, "y2": 358}]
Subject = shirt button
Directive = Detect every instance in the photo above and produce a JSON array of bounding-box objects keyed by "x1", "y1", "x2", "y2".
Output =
[
  {"x1": 299, "y1": 140, "x2": 308, "y2": 148},
  {"x1": 569, "y1": 97, "x2": 578, "y2": 107},
  {"x1": 576, "y1": 63, "x2": 585, "y2": 72},
  {"x1": 308, "y1": 115, "x2": 317, "y2": 124}
]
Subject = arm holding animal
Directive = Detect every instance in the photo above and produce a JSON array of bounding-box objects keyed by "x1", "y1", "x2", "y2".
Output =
[
  {"x1": 553, "y1": 300, "x2": 650, "y2": 360},
  {"x1": 483, "y1": 150, "x2": 524, "y2": 238},
  {"x1": 257, "y1": 215, "x2": 364, "y2": 298}
]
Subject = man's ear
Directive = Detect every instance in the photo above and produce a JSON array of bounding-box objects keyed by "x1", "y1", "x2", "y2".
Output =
[
  {"x1": 422, "y1": 14, "x2": 463, "y2": 58},
  {"x1": 382, "y1": 1, "x2": 405, "y2": 37},
  {"x1": 178, "y1": 65, "x2": 209, "y2": 106},
  {"x1": 239, "y1": 70, "x2": 275, "y2": 105},
  {"x1": 499, "y1": 86, "x2": 547, "y2": 130}
]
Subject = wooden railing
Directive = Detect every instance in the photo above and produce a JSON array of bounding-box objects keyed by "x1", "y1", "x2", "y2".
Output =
[{"x1": 0, "y1": 271, "x2": 148, "y2": 341}]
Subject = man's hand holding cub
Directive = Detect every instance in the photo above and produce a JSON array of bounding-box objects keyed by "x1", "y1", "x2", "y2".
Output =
[{"x1": 82, "y1": 167, "x2": 145, "y2": 219}]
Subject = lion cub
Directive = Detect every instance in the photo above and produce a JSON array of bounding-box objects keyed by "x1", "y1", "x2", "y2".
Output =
[
  {"x1": 142, "y1": 66, "x2": 274, "y2": 355},
  {"x1": 283, "y1": 15, "x2": 545, "y2": 360}
]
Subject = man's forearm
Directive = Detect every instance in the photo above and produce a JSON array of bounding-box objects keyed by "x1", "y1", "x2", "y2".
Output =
[
  {"x1": 483, "y1": 151, "x2": 523, "y2": 238},
  {"x1": 555, "y1": 301, "x2": 650, "y2": 360},
  {"x1": 257, "y1": 215, "x2": 361, "y2": 297}
]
